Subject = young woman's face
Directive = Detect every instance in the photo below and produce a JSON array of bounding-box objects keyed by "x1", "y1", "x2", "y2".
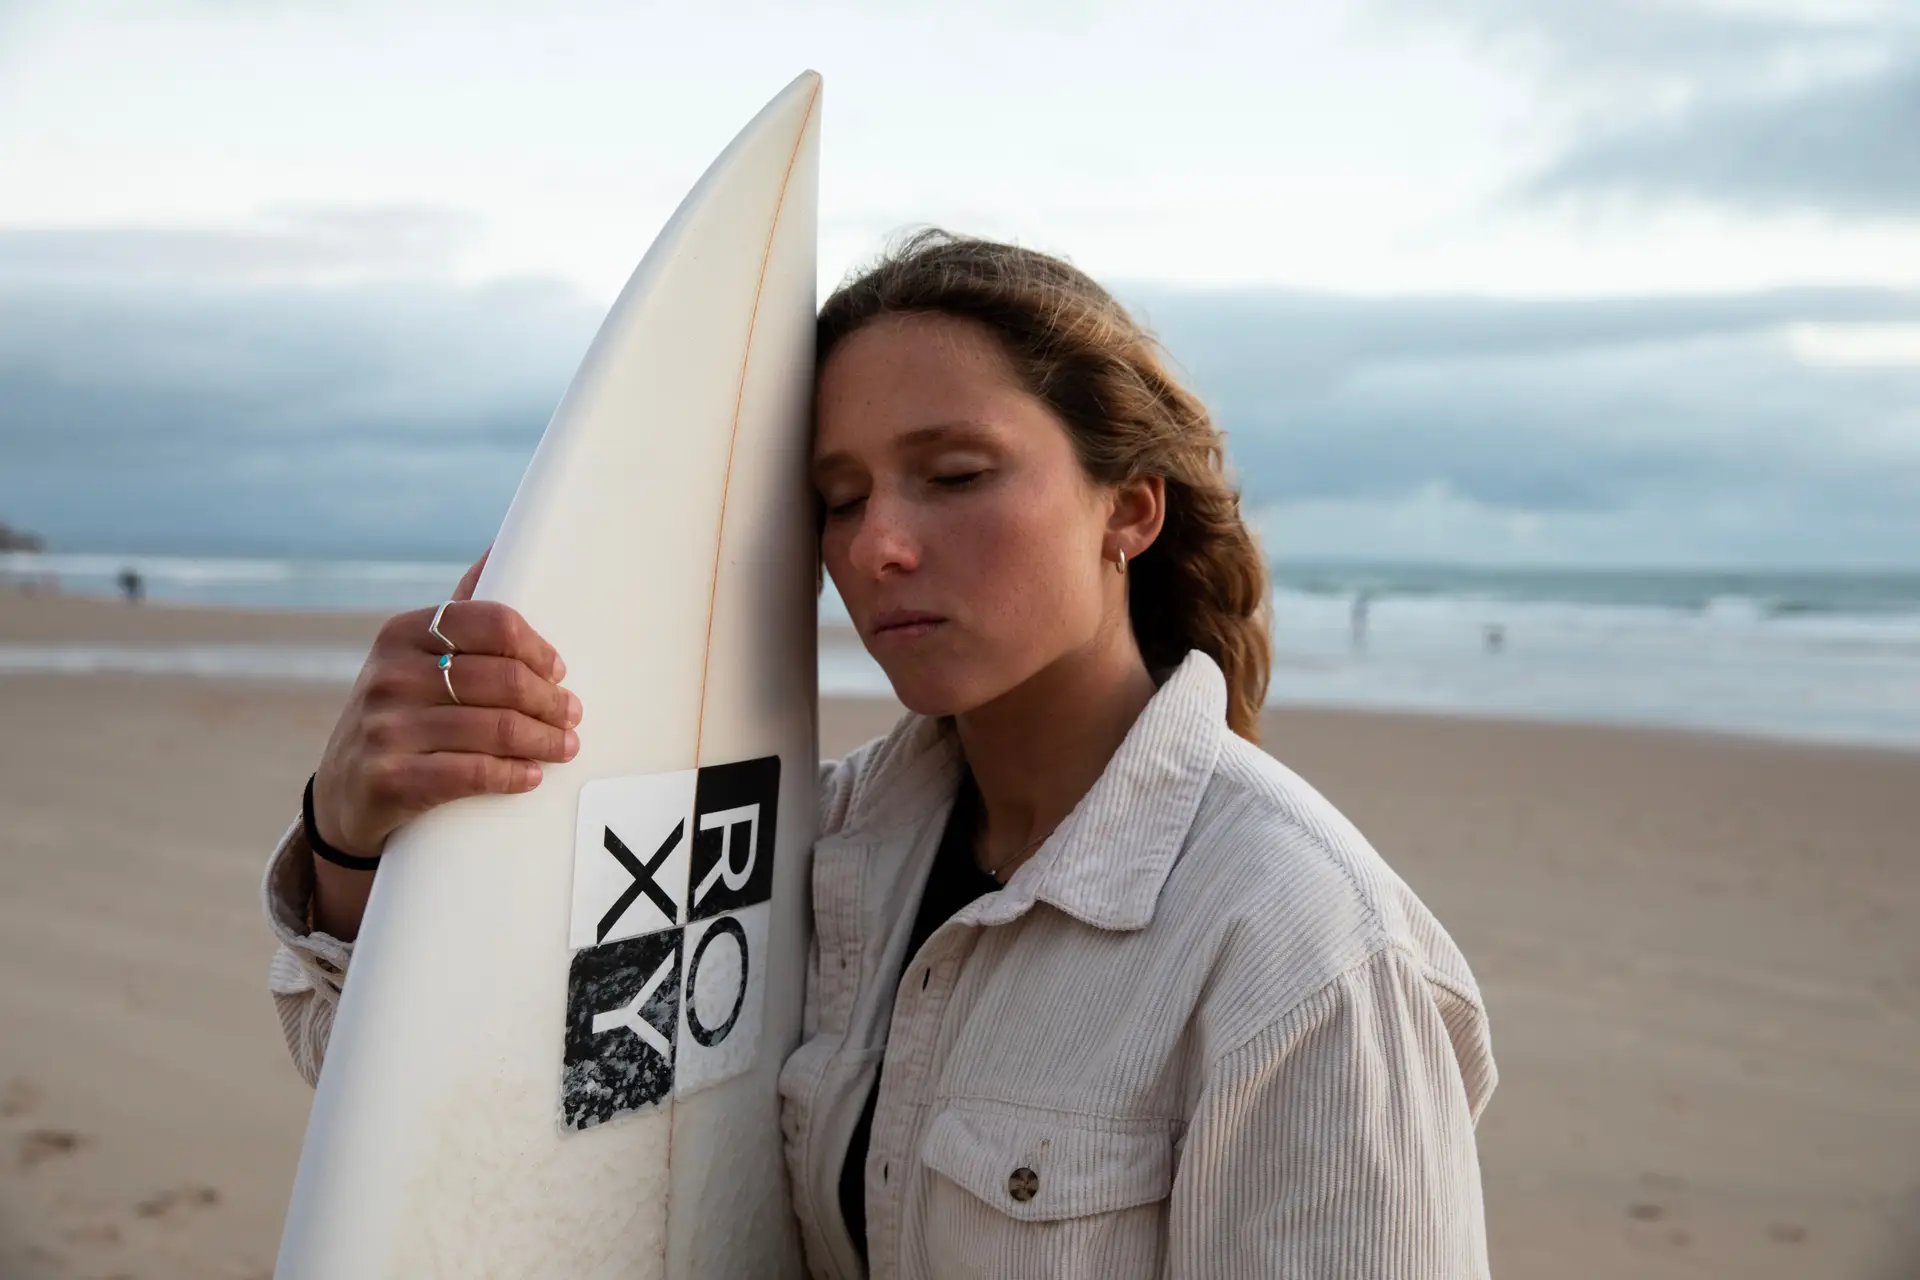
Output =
[{"x1": 813, "y1": 312, "x2": 1121, "y2": 716}]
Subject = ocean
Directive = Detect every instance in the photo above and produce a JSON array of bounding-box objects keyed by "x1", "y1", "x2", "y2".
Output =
[{"x1": 5, "y1": 551, "x2": 1918, "y2": 751}]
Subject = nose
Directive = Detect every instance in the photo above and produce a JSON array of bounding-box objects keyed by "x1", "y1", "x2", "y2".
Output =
[{"x1": 846, "y1": 490, "x2": 921, "y2": 579}]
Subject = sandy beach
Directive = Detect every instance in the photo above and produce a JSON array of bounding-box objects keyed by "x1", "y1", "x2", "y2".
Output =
[{"x1": 2, "y1": 593, "x2": 1916, "y2": 1279}]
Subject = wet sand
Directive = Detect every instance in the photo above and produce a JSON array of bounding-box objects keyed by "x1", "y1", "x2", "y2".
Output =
[{"x1": 2, "y1": 594, "x2": 1916, "y2": 1277}]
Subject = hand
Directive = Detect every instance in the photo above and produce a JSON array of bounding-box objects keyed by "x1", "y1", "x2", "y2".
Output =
[{"x1": 309, "y1": 545, "x2": 582, "y2": 863}]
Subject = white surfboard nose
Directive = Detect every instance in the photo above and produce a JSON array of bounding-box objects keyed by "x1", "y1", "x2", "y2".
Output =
[
  {"x1": 277, "y1": 71, "x2": 821, "y2": 1280},
  {"x1": 596, "y1": 66, "x2": 822, "y2": 329}
]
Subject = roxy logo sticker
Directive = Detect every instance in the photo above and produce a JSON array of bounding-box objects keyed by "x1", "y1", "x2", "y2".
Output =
[
  {"x1": 561, "y1": 929, "x2": 681, "y2": 1130},
  {"x1": 689, "y1": 756, "x2": 780, "y2": 919},
  {"x1": 561, "y1": 755, "x2": 780, "y2": 1133},
  {"x1": 567, "y1": 771, "x2": 694, "y2": 950}
]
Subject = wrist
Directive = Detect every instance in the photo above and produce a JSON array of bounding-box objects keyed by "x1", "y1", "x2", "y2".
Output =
[{"x1": 303, "y1": 773, "x2": 383, "y2": 872}]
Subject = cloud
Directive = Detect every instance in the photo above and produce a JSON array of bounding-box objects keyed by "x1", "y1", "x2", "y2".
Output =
[
  {"x1": 1129, "y1": 284, "x2": 1920, "y2": 388},
  {"x1": 0, "y1": 216, "x2": 598, "y2": 558},
  {"x1": 1126, "y1": 282, "x2": 1920, "y2": 566},
  {"x1": 1396, "y1": 0, "x2": 1869, "y2": 80},
  {"x1": 5, "y1": 213, "x2": 1920, "y2": 567},
  {"x1": 1527, "y1": 54, "x2": 1920, "y2": 217},
  {"x1": 1384, "y1": 0, "x2": 1920, "y2": 220},
  {"x1": 0, "y1": 205, "x2": 484, "y2": 288}
]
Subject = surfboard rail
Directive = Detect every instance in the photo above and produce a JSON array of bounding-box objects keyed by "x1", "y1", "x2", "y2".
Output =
[{"x1": 275, "y1": 70, "x2": 822, "y2": 1280}]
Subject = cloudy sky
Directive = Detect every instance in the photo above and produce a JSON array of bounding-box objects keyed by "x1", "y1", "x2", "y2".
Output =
[{"x1": 2, "y1": 0, "x2": 1917, "y2": 565}]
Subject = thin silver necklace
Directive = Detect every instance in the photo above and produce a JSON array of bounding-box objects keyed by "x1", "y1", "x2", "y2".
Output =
[
  {"x1": 984, "y1": 828, "x2": 1054, "y2": 883},
  {"x1": 959, "y1": 769, "x2": 1059, "y2": 883}
]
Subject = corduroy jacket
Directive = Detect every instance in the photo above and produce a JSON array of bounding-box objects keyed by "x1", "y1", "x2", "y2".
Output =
[{"x1": 265, "y1": 649, "x2": 1496, "y2": 1277}]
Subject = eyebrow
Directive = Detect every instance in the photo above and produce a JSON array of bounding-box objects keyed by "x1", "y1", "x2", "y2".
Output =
[{"x1": 811, "y1": 420, "x2": 1002, "y2": 480}]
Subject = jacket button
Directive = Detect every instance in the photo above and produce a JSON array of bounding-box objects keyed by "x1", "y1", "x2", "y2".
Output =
[{"x1": 1007, "y1": 1167, "x2": 1038, "y2": 1202}]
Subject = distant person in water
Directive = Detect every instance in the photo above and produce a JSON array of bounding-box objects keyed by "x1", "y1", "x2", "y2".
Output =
[
  {"x1": 1483, "y1": 623, "x2": 1505, "y2": 654},
  {"x1": 117, "y1": 566, "x2": 144, "y2": 603},
  {"x1": 1351, "y1": 588, "x2": 1374, "y2": 653}
]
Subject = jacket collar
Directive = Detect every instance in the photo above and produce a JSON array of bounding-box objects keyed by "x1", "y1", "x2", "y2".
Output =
[{"x1": 838, "y1": 648, "x2": 1228, "y2": 933}]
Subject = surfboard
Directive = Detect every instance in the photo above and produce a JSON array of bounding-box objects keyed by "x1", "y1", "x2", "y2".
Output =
[{"x1": 275, "y1": 71, "x2": 821, "y2": 1278}]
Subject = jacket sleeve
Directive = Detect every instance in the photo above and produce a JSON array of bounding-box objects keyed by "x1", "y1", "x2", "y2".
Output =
[
  {"x1": 261, "y1": 817, "x2": 355, "y2": 1087},
  {"x1": 1169, "y1": 945, "x2": 1497, "y2": 1278}
]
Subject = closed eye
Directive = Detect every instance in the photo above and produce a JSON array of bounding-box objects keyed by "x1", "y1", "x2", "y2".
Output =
[{"x1": 933, "y1": 471, "x2": 985, "y2": 489}]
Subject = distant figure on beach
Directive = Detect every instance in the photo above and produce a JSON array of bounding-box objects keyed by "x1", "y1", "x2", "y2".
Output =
[
  {"x1": 1483, "y1": 623, "x2": 1505, "y2": 654},
  {"x1": 0, "y1": 519, "x2": 50, "y2": 595},
  {"x1": 0, "y1": 519, "x2": 43, "y2": 553},
  {"x1": 1351, "y1": 589, "x2": 1374, "y2": 653},
  {"x1": 117, "y1": 566, "x2": 145, "y2": 604}
]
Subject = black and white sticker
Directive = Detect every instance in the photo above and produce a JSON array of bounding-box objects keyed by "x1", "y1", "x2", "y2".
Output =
[{"x1": 561, "y1": 754, "x2": 780, "y2": 1132}]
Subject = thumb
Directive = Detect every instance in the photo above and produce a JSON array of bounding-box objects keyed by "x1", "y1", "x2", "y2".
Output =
[{"x1": 451, "y1": 545, "x2": 492, "y2": 602}]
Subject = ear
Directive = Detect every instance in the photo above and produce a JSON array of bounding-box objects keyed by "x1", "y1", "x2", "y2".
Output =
[{"x1": 1107, "y1": 473, "x2": 1165, "y2": 562}]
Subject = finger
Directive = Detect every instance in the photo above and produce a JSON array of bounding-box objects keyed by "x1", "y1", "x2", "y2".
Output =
[
  {"x1": 452, "y1": 545, "x2": 492, "y2": 603},
  {"x1": 391, "y1": 650, "x2": 578, "y2": 726},
  {"x1": 394, "y1": 703, "x2": 580, "y2": 764},
  {"x1": 370, "y1": 751, "x2": 543, "y2": 813},
  {"x1": 384, "y1": 600, "x2": 565, "y2": 682}
]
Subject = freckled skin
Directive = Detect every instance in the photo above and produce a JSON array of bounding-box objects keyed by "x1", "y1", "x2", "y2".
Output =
[{"x1": 813, "y1": 312, "x2": 1144, "y2": 717}]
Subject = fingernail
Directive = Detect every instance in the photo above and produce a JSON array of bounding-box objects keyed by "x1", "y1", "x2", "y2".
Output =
[
  {"x1": 563, "y1": 730, "x2": 580, "y2": 757},
  {"x1": 521, "y1": 761, "x2": 542, "y2": 790},
  {"x1": 553, "y1": 655, "x2": 568, "y2": 681},
  {"x1": 566, "y1": 692, "x2": 583, "y2": 726}
]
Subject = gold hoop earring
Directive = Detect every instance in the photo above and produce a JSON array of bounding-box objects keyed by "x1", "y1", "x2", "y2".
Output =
[{"x1": 1116, "y1": 548, "x2": 1127, "y2": 575}]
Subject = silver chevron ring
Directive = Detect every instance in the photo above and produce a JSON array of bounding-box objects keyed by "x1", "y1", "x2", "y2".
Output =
[
  {"x1": 438, "y1": 652, "x2": 462, "y2": 706},
  {"x1": 428, "y1": 600, "x2": 461, "y2": 655}
]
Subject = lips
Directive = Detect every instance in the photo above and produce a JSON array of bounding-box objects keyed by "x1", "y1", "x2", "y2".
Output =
[{"x1": 871, "y1": 609, "x2": 945, "y2": 635}]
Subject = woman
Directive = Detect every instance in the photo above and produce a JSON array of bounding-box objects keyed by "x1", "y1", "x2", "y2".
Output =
[{"x1": 265, "y1": 231, "x2": 1497, "y2": 1277}]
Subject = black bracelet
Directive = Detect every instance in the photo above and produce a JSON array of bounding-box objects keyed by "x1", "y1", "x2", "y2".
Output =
[{"x1": 303, "y1": 773, "x2": 383, "y2": 871}]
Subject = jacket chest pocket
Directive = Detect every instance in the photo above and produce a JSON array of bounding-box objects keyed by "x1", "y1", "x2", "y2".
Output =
[{"x1": 916, "y1": 1104, "x2": 1174, "y2": 1278}]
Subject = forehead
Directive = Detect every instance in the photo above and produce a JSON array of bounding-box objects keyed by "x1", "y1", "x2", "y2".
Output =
[{"x1": 813, "y1": 313, "x2": 1028, "y2": 453}]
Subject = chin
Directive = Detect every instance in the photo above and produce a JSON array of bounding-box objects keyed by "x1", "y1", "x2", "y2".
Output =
[
  {"x1": 885, "y1": 675, "x2": 976, "y2": 719},
  {"x1": 877, "y1": 660, "x2": 1001, "y2": 720}
]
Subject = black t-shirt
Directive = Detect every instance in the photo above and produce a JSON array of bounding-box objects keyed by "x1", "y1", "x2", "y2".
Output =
[{"x1": 836, "y1": 768, "x2": 998, "y2": 1265}]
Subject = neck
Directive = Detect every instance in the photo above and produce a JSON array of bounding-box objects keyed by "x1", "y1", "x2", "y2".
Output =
[{"x1": 954, "y1": 621, "x2": 1159, "y2": 878}]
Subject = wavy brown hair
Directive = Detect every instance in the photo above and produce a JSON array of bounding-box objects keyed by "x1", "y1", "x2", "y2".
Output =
[{"x1": 816, "y1": 229, "x2": 1272, "y2": 742}]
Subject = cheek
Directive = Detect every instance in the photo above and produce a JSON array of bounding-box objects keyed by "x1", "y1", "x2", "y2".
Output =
[{"x1": 944, "y1": 481, "x2": 1102, "y2": 621}]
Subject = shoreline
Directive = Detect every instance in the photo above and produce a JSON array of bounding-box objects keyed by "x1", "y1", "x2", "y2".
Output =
[
  {"x1": 4, "y1": 593, "x2": 1916, "y2": 757},
  {"x1": 0, "y1": 592, "x2": 870, "y2": 648}
]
